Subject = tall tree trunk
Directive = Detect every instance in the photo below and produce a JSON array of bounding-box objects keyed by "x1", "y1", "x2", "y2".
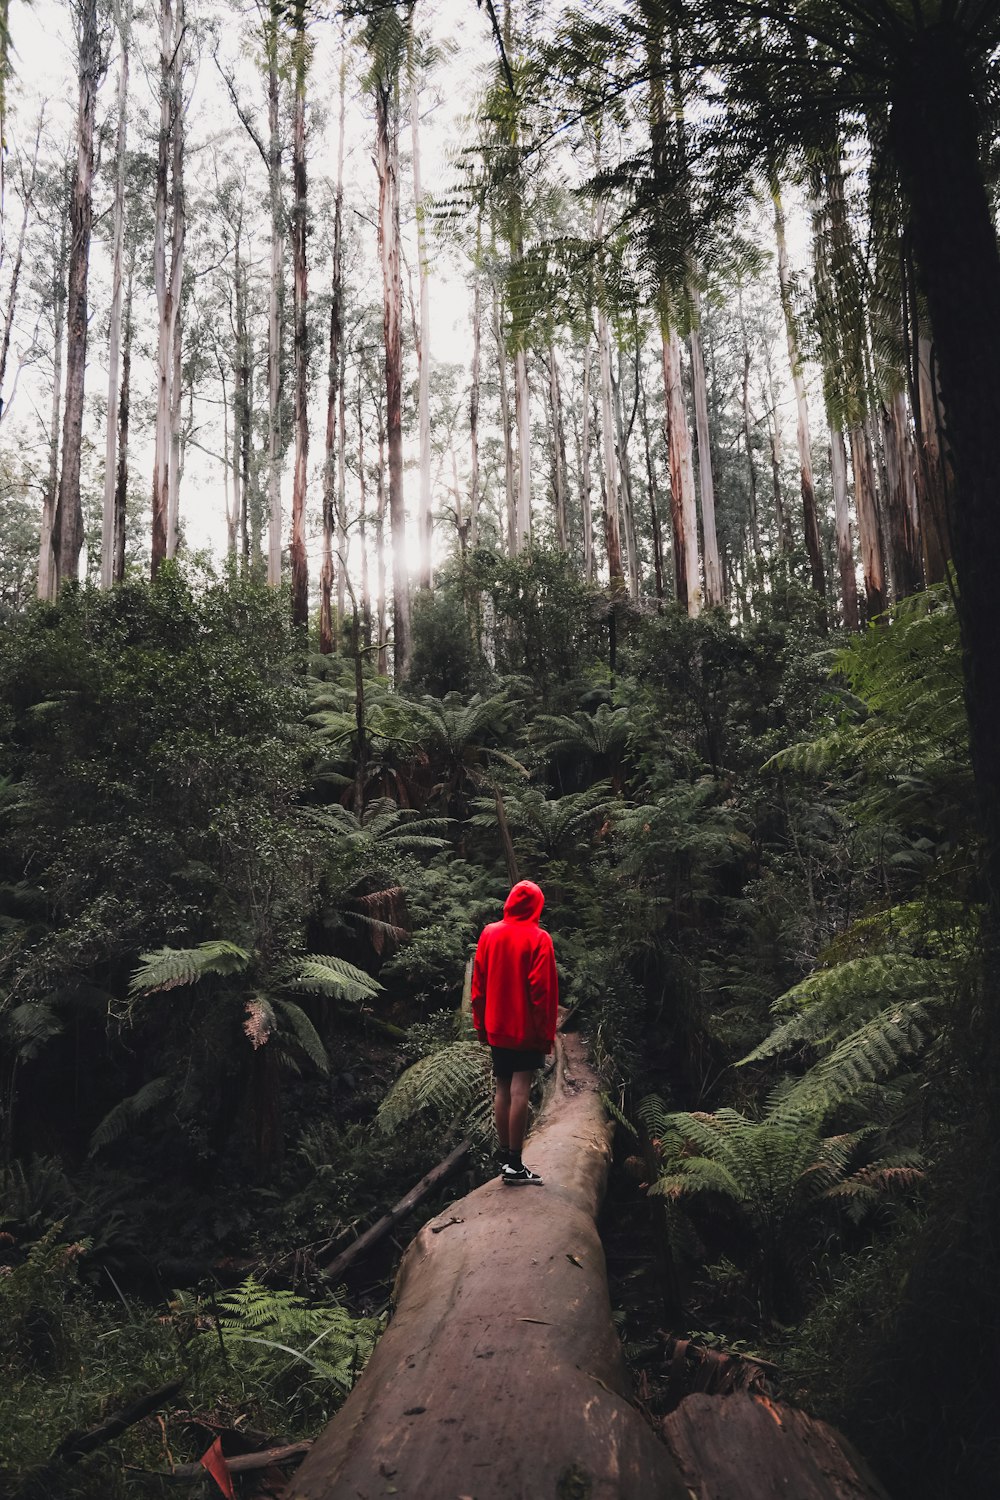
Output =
[
  {"x1": 613, "y1": 352, "x2": 640, "y2": 599},
  {"x1": 38, "y1": 202, "x2": 68, "y2": 602},
  {"x1": 409, "y1": 16, "x2": 433, "y2": 591},
  {"x1": 320, "y1": 40, "x2": 346, "y2": 656},
  {"x1": 101, "y1": 0, "x2": 131, "y2": 589},
  {"x1": 494, "y1": 281, "x2": 516, "y2": 555},
  {"x1": 53, "y1": 0, "x2": 101, "y2": 590},
  {"x1": 772, "y1": 180, "x2": 826, "y2": 604},
  {"x1": 849, "y1": 423, "x2": 887, "y2": 619},
  {"x1": 689, "y1": 286, "x2": 723, "y2": 606},
  {"x1": 580, "y1": 332, "x2": 594, "y2": 581},
  {"x1": 662, "y1": 323, "x2": 700, "y2": 614},
  {"x1": 375, "y1": 408, "x2": 389, "y2": 677},
  {"x1": 232, "y1": 235, "x2": 249, "y2": 571},
  {"x1": 166, "y1": 13, "x2": 185, "y2": 561},
  {"x1": 736, "y1": 279, "x2": 763, "y2": 556},
  {"x1": 469, "y1": 246, "x2": 482, "y2": 550},
  {"x1": 597, "y1": 302, "x2": 625, "y2": 589},
  {"x1": 882, "y1": 393, "x2": 922, "y2": 600},
  {"x1": 151, "y1": 0, "x2": 181, "y2": 578},
  {"x1": 112, "y1": 261, "x2": 133, "y2": 584},
  {"x1": 514, "y1": 345, "x2": 531, "y2": 548},
  {"x1": 375, "y1": 70, "x2": 410, "y2": 678},
  {"x1": 358, "y1": 384, "x2": 372, "y2": 651},
  {"x1": 547, "y1": 328, "x2": 568, "y2": 552},
  {"x1": 639, "y1": 366, "x2": 665, "y2": 600},
  {"x1": 289, "y1": 2, "x2": 309, "y2": 629},
  {"x1": 266, "y1": 25, "x2": 284, "y2": 588},
  {"x1": 337, "y1": 351, "x2": 348, "y2": 645},
  {"x1": 914, "y1": 334, "x2": 951, "y2": 585},
  {"x1": 830, "y1": 427, "x2": 859, "y2": 630}
]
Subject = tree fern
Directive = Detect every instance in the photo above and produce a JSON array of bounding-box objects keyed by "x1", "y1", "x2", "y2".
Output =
[
  {"x1": 741, "y1": 955, "x2": 950, "y2": 1065},
  {"x1": 129, "y1": 940, "x2": 252, "y2": 996},
  {"x1": 88, "y1": 1076, "x2": 175, "y2": 1156},
  {"x1": 763, "y1": 999, "x2": 938, "y2": 1127},
  {"x1": 273, "y1": 999, "x2": 329, "y2": 1075},
  {"x1": 286, "y1": 954, "x2": 382, "y2": 1005},
  {"x1": 376, "y1": 1040, "x2": 493, "y2": 1140}
]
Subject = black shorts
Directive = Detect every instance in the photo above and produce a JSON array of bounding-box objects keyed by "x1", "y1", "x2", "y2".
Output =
[{"x1": 491, "y1": 1045, "x2": 546, "y2": 1079}]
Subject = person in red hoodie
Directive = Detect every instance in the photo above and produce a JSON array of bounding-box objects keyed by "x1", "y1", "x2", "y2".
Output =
[{"x1": 471, "y1": 879, "x2": 558, "y2": 1185}]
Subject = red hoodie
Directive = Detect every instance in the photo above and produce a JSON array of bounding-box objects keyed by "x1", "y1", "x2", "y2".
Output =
[{"x1": 471, "y1": 880, "x2": 558, "y2": 1052}]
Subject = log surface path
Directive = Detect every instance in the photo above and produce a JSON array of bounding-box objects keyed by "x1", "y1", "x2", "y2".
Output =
[{"x1": 289, "y1": 1029, "x2": 891, "y2": 1500}]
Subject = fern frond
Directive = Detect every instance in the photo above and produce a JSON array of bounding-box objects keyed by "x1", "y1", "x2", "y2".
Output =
[
  {"x1": 286, "y1": 955, "x2": 382, "y2": 1004},
  {"x1": 88, "y1": 1076, "x2": 174, "y2": 1156},
  {"x1": 765, "y1": 999, "x2": 936, "y2": 1124},
  {"x1": 741, "y1": 956, "x2": 949, "y2": 1064},
  {"x1": 274, "y1": 1000, "x2": 330, "y2": 1075},
  {"x1": 129, "y1": 941, "x2": 251, "y2": 996},
  {"x1": 376, "y1": 1041, "x2": 492, "y2": 1138}
]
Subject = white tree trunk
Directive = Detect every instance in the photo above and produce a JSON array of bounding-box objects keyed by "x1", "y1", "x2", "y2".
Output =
[
  {"x1": 580, "y1": 334, "x2": 594, "y2": 581},
  {"x1": 409, "y1": 18, "x2": 433, "y2": 590},
  {"x1": 689, "y1": 286, "x2": 723, "y2": 606},
  {"x1": 830, "y1": 426, "x2": 858, "y2": 630},
  {"x1": 375, "y1": 70, "x2": 410, "y2": 679},
  {"x1": 266, "y1": 33, "x2": 283, "y2": 588},
  {"x1": 514, "y1": 346, "x2": 531, "y2": 548},
  {"x1": 662, "y1": 325, "x2": 701, "y2": 615},
  {"x1": 101, "y1": 0, "x2": 131, "y2": 589},
  {"x1": 38, "y1": 207, "x2": 68, "y2": 602},
  {"x1": 166, "y1": 5, "x2": 185, "y2": 561},
  {"x1": 469, "y1": 259, "x2": 481, "y2": 550},
  {"x1": 773, "y1": 181, "x2": 825, "y2": 600}
]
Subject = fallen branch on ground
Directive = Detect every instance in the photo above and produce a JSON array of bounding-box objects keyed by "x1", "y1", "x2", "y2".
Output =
[
  {"x1": 317, "y1": 1139, "x2": 471, "y2": 1282},
  {"x1": 52, "y1": 1379, "x2": 184, "y2": 1464}
]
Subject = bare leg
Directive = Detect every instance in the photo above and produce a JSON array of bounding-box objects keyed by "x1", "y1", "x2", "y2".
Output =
[
  {"x1": 509, "y1": 1071, "x2": 532, "y2": 1156},
  {"x1": 494, "y1": 1077, "x2": 512, "y2": 1151}
]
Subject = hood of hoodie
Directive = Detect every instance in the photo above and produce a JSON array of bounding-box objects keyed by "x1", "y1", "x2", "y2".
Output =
[{"x1": 503, "y1": 880, "x2": 545, "y2": 922}]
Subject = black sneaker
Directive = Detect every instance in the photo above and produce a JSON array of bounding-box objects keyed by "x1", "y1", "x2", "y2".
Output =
[{"x1": 501, "y1": 1163, "x2": 543, "y2": 1186}]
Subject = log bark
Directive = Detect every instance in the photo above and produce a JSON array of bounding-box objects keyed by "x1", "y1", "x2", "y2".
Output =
[
  {"x1": 663, "y1": 1393, "x2": 892, "y2": 1500},
  {"x1": 288, "y1": 1031, "x2": 689, "y2": 1500}
]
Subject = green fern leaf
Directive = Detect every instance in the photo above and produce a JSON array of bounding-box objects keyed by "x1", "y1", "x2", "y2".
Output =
[
  {"x1": 287, "y1": 955, "x2": 382, "y2": 1004},
  {"x1": 130, "y1": 941, "x2": 251, "y2": 996},
  {"x1": 88, "y1": 1076, "x2": 174, "y2": 1156}
]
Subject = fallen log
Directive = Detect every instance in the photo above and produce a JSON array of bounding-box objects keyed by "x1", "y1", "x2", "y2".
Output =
[
  {"x1": 288, "y1": 1030, "x2": 689, "y2": 1500},
  {"x1": 317, "y1": 1138, "x2": 471, "y2": 1282},
  {"x1": 662, "y1": 1392, "x2": 892, "y2": 1500}
]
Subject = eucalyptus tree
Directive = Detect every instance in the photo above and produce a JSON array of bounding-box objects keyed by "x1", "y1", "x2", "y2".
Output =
[
  {"x1": 321, "y1": 33, "x2": 348, "y2": 655},
  {"x1": 151, "y1": 0, "x2": 185, "y2": 575},
  {"x1": 364, "y1": 1, "x2": 411, "y2": 679},
  {"x1": 289, "y1": 0, "x2": 310, "y2": 628},
  {"x1": 100, "y1": 0, "x2": 133, "y2": 589},
  {"x1": 52, "y1": 0, "x2": 108, "y2": 591},
  {"x1": 407, "y1": 12, "x2": 439, "y2": 591}
]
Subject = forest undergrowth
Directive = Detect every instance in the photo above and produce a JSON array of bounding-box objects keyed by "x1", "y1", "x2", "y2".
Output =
[{"x1": 0, "y1": 555, "x2": 993, "y2": 1498}]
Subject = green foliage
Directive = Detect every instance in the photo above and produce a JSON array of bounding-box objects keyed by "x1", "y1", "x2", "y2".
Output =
[
  {"x1": 129, "y1": 940, "x2": 252, "y2": 996},
  {"x1": 216, "y1": 1275, "x2": 381, "y2": 1397},
  {"x1": 376, "y1": 1040, "x2": 493, "y2": 1141}
]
